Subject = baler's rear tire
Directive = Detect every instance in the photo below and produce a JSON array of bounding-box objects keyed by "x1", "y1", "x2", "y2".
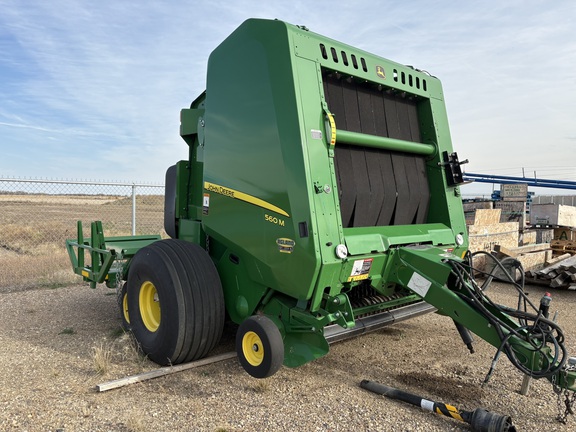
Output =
[
  {"x1": 236, "y1": 315, "x2": 284, "y2": 378},
  {"x1": 126, "y1": 239, "x2": 225, "y2": 365}
]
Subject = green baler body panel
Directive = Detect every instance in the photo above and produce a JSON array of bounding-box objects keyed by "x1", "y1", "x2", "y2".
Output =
[
  {"x1": 173, "y1": 19, "x2": 471, "y2": 373},
  {"x1": 179, "y1": 19, "x2": 466, "y2": 324},
  {"x1": 201, "y1": 21, "x2": 324, "y2": 315}
]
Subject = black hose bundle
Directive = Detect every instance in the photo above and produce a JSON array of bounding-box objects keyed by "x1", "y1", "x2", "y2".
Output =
[{"x1": 448, "y1": 252, "x2": 567, "y2": 381}]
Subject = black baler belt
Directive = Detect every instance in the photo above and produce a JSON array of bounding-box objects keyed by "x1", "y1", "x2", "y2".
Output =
[
  {"x1": 342, "y1": 80, "x2": 362, "y2": 133},
  {"x1": 390, "y1": 154, "x2": 412, "y2": 225},
  {"x1": 334, "y1": 146, "x2": 356, "y2": 227},
  {"x1": 324, "y1": 72, "x2": 430, "y2": 227},
  {"x1": 350, "y1": 148, "x2": 372, "y2": 227},
  {"x1": 376, "y1": 150, "x2": 397, "y2": 227},
  {"x1": 334, "y1": 146, "x2": 429, "y2": 227},
  {"x1": 400, "y1": 154, "x2": 422, "y2": 225},
  {"x1": 364, "y1": 148, "x2": 386, "y2": 226},
  {"x1": 414, "y1": 157, "x2": 430, "y2": 224}
]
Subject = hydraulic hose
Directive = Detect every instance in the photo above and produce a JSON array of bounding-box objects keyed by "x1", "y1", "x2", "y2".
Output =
[{"x1": 448, "y1": 257, "x2": 567, "y2": 380}]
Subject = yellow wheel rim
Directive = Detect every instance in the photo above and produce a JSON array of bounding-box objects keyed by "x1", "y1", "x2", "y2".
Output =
[
  {"x1": 122, "y1": 291, "x2": 130, "y2": 324},
  {"x1": 242, "y1": 331, "x2": 264, "y2": 366},
  {"x1": 139, "y1": 281, "x2": 160, "y2": 332}
]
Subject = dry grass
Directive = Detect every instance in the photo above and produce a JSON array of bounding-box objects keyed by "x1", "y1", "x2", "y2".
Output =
[
  {"x1": 249, "y1": 380, "x2": 270, "y2": 393},
  {"x1": 91, "y1": 328, "x2": 150, "y2": 378},
  {"x1": 115, "y1": 332, "x2": 147, "y2": 366},
  {"x1": 0, "y1": 194, "x2": 121, "y2": 205},
  {"x1": 93, "y1": 342, "x2": 113, "y2": 375},
  {"x1": 0, "y1": 194, "x2": 165, "y2": 291},
  {"x1": 125, "y1": 410, "x2": 147, "y2": 432},
  {"x1": 0, "y1": 251, "x2": 78, "y2": 290}
]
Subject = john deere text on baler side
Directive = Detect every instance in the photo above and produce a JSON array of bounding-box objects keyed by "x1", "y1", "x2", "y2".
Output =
[{"x1": 67, "y1": 19, "x2": 576, "y2": 399}]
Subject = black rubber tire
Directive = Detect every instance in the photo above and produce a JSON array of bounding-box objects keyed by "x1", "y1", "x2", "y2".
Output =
[
  {"x1": 127, "y1": 239, "x2": 225, "y2": 365},
  {"x1": 117, "y1": 282, "x2": 130, "y2": 331},
  {"x1": 236, "y1": 315, "x2": 284, "y2": 379}
]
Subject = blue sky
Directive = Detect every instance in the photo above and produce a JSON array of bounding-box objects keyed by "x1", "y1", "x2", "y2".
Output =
[{"x1": 1, "y1": 0, "x2": 574, "y2": 195}]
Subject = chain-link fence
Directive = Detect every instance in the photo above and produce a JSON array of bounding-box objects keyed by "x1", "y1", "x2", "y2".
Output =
[{"x1": 0, "y1": 178, "x2": 165, "y2": 292}]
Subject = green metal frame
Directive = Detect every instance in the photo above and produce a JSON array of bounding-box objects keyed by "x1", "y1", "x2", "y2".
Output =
[
  {"x1": 66, "y1": 221, "x2": 160, "y2": 288},
  {"x1": 389, "y1": 246, "x2": 576, "y2": 392}
]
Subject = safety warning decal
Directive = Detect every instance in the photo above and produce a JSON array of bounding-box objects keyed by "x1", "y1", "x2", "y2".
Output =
[
  {"x1": 348, "y1": 258, "x2": 373, "y2": 282},
  {"x1": 203, "y1": 194, "x2": 210, "y2": 215}
]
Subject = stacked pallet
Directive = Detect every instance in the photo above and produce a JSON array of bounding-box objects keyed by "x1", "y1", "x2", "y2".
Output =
[
  {"x1": 493, "y1": 243, "x2": 553, "y2": 275},
  {"x1": 531, "y1": 204, "x2": 576, "y2": 257},
  {"x1": 467, "y1": 208, "x2": 552, "y2": 276},
  {"x1": 531, "y1": 204, "x2": 576, "y2": 227},
  {"x1": 496, "y1": 183, "x2": 528, "y2": 227},
  {"x1": 525, "y1": 254, "x2": 576, "y2": 290},
  {"x1": 551, "y1": 239, "x2": 576, "y2": 255},
  {"x1": 466, "y1": 200, "x2": 576, "y2": 289},
  {"x1": 550, "y1": 227, "x2": 576, "y2": 255},
  {"x1": 462, "y1": 200, "x2": 493, "y2": 225},
  {"x1": 467, "y1": 209, "x2": 519, "y2": 273}
]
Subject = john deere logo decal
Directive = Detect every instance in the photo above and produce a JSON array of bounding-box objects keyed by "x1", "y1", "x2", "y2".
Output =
[{"x1": 376, "y1": 65, "x2": 386, "y2": 79}]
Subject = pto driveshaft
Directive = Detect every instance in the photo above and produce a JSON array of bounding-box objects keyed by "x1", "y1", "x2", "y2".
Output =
[{"x1": 360, "y1": 380, "x2": 516, "y2": 432}]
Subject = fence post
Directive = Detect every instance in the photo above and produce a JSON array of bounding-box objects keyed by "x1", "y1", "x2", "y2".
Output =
[{"x1": 132, "y1": 184, "x2": 136, "y2": 236}]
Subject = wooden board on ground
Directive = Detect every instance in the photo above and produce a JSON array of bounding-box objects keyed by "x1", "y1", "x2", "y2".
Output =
[
  {"x1": 96, "y1": 351, "x2": 237, "y2": 392},
  {"x1": 546, "y1": 253, "x2": 572, "y2": 266},
  {"x1": 494, "y1": 243, "x2": 551, "y2": 258}
]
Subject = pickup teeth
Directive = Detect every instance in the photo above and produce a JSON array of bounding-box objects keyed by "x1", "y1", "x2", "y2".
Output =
[{"x1": 350, "y1": 293, "x2": 415, "y2": 318}]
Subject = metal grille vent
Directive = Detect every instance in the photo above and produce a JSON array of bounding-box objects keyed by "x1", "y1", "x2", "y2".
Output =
[
  {"x1": 392, "y1": 68, "x2": 427, "y2": 91},
  {"x1": 319, "y1": 44, "x2": 368, "y2": 72}
]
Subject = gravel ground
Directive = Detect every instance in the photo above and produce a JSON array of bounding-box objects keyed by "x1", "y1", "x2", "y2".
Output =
[{"x1": 1, "y1": 281, "x2": 576, "y2": 431}]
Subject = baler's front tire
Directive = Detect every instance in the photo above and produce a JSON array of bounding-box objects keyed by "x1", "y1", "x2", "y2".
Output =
[
  {"x1": 127, "y1": 239, "x2": 225, "y2": 365},
  {"x1": 236, "y1": 315, "x2": 284, "y2": 378}
]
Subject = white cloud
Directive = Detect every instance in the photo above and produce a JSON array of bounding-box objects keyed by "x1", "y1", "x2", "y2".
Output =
[{"x1": 0, "y1": 0, "x2": 574, "y2": 192}]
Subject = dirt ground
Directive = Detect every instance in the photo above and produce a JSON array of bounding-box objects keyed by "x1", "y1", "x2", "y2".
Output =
[{"x1": 1, "y1": 281, "x2": 576, "y2": 432}]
